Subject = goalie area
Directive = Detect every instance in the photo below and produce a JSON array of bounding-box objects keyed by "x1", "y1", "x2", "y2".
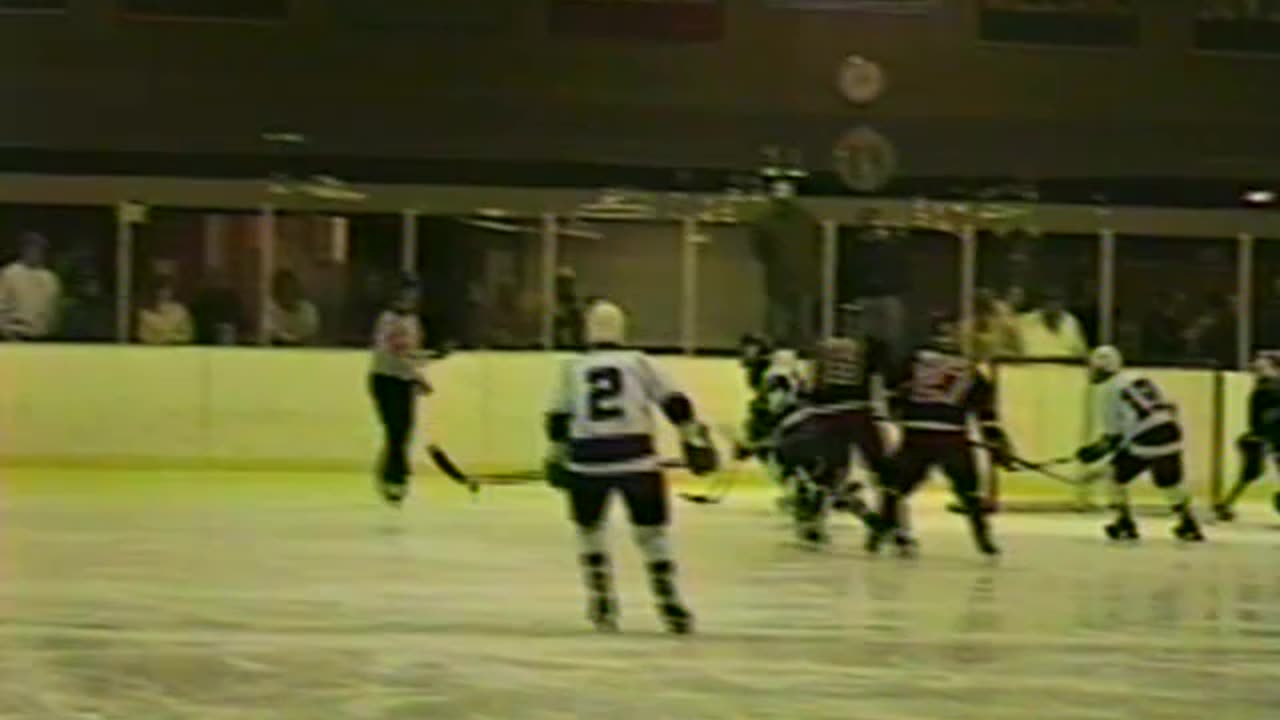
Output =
[{"x1": 987, "y1": 358, "x2": 1251, "y2": 515}]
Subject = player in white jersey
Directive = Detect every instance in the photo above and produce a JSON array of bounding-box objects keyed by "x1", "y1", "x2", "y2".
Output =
[
  {"x1": 737, "y1": 349, "x2": 805, "y2": 500},
  {"x1": 545, "y1": 300, "x2": 717, "y2": 634},
  {"x1": 1075, "y1": 346, "x2": 1204, "y2": 542}
]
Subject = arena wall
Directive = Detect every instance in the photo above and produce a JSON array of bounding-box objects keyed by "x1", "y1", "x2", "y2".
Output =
[{"x1": 0, "y1": 346, "x2": 1254, "y2": 502}]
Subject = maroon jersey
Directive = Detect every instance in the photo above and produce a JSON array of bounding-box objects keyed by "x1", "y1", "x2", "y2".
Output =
[
  {"x1": 897, "y1": 348, "x2": 997, "y2": 433},
  {"x1": 809, "y1": 335, "x2": 888, "y2": 409}
]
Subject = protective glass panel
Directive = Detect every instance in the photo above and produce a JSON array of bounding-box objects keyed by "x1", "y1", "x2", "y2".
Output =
[
  {"x1": 417, "y1": 216, "x2": 544, "y2": 350},
  {"x1": 838, "y1": 218, "x2": 959, "y2": 364},
  {"x1": 976, "y1": 230, "x2": 1099, "y2": 362},
  {"x1": 556, "y1": 220, "x2": 682, "y2": 351},
  {"x1": 131, "y1": 209, "x2": 260, "y2": 346},
  {"x1": 1114, "y1": 235, "x2": 1238, "y2": 368},
  {"x1": 273, "y1": 213, "x2": 401, "y2": 348},
  {"x1": 0, "y1": 204, "x2": 116, "y2": 343}
]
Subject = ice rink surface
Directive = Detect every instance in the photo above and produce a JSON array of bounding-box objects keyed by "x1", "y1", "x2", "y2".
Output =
[{"x1": 3, "y1": 470, "x2": 1280, "y2": 720}]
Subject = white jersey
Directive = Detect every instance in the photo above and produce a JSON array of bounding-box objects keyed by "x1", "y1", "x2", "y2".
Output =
[
  {"x1": 1098, "y1": 371, "x2": 1182, "y2": 458},
  {"x1": 762, "y1": 362, "x2": 805, "y2": 415},
  {"x1": 549, "y1": 349, "x2": 682, "y2": 476}
]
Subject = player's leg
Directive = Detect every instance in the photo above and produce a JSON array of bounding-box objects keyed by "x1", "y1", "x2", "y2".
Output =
[
  {"x1": 565, "y1": 475, "x2": 619, "y2": 631},
  {"x1": 369, "y1": 374, "x2": 415, "y2": 505},
  {"x1": 1215, "y1": 436, "x2": 1266, "y2": 521},
  {"x1": 940, "y1": 437, "x2": 999, "y2": 557},
  {"x1": 1149, "y1": 454, "x2": 1204, "y2": 542},
  {"x1": 1104, "y1": 452, "x2": 1144, "y2": 541},
  {"x1": 838, "y1": 411, "x2": 890, "y2": 522},
  {"x1": 866, "y1": 433, "x2": 932, "y2": 555},
  {"x1": 620, "y1": 472, "x2": 692, "y2": 634}
]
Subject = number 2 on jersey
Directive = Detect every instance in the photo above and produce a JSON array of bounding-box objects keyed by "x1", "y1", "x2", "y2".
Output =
[{"x1": 587, "y1": 367, "x2": 625, "y2": 421}]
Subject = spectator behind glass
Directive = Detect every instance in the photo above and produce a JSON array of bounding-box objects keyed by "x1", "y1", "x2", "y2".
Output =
[
  {"x1": 0, "y1": 232, "x2": 62, "y2": 340},
  {"x1": 60, "y1": 272, "x2": 114, "y2": 342},
  {"x1": 137, "y1": 280, "x2": 193, "y2": 345},
  {"x1": 1018, "y1": 287, "x2": 1087, "y2": 359},
  {"x1": 552, "y1": 266, "x2": 584, "y2": 349},
  {"x1": 960, "y1": 288, "x2": 1022, "y2": 360},
  {"x1": 267, "y1": 269, "x2": 320, "y2": 347},
  {"x1": 1141, "y1": 290, "x2": 1188, "y2": 364},
  {"x1": 191, "y1": 268, "x2": 244, "y2": 345}
]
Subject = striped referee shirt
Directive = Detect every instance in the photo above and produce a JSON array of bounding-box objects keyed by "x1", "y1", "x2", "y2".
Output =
[{"x1": 370, "y1": 310, "x2": 426, "y2": 382}]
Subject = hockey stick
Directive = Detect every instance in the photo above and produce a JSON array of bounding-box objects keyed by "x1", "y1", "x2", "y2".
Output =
[
  {"x1": 426, "y1": 444, "x2": 482, "y2": 497},
  {"x1": 678, "y1": 422, "x2": 745, "y2": 506},
  {"x1": 969, "y1": 441, "x2": 1088, "y2": 487}
]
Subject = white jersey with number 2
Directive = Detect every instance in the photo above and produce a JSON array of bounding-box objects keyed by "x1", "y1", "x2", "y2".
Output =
[
  {"x1": 549, "y1": 349, "x2": 682, "y2": 476},
  {"x1": 1098, "y1": 371, "x2": 1182, "y2": 458}
]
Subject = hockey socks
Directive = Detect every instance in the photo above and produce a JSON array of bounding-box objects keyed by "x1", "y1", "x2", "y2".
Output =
[
  {"x1": 577, "y1": 528, "x2": 618, "y2": 631},
  {"x1": 634, "y1": 527, "x2": 693, "y2": 634}
]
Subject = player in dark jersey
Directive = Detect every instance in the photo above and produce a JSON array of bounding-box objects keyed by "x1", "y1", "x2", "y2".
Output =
[
  {"x1": 1215, "y1": 353, "x2": 1280, "y2": 521},
  {"x1": 807, "y1": 304, "x2": 894, "y2": 506},
  {"x1": 770, "y1": 304, "x2": 891, "y2": 543},
  {"x1": 866, "y1": 317, "x2": 1014, "y2": 557}
]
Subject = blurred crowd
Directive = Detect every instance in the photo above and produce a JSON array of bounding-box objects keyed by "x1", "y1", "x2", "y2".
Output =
[{"x1": 0, "y1": 215, "x2": 1264, "y2": 370}]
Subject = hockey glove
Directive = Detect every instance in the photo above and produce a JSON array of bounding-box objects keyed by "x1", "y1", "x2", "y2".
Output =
[
  {"x1": 982, "y1": 425, "x2": 1017, "y2": 471},
  {"x1": 1076, "y1": 436, "x2": 1119, "y2": 464},
  {"x1": 544, "y1": 444, "x2": 572, "y2": 490},
  {"x1": 680, "y1": 422, "x2": 720, "y2": 477}
]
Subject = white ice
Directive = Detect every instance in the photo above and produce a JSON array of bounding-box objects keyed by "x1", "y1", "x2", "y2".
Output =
[{"x1": 2, "y1": 471, "x2": 1279, "y2": 719}]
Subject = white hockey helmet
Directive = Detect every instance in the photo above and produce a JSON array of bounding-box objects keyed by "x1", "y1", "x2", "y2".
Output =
[
  {"x1": 585, "y1": 300, "x2": 627, "y2": 346},
  {"x1": 1088, "y1": 345, "x2": 1123, "y2": 383},
  {"x1": 770, "y1": 348, "x2": 799, "y2": 372}
]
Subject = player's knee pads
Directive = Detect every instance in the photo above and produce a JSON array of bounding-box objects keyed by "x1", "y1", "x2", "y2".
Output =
[
  {"x1": 632, "y1": 526, "x2": 672, "y2": 564},
  {"x1": 576, "y1": 526, "x2": 607, "y2": 556}
]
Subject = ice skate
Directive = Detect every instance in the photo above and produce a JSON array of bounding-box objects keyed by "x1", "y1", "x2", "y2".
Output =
[
  {"x1": 1172, "y1": 513, "x2": 1205, "y2": 543},
  {"x1": 892, "y1": 531, "x2": 919, "y2": 559},
  {"x1": 966, "y1": 512, "x2": 1000, "y2": 557},
  {"x1": 1104, "y1": 513, "x2": 1140, "y2": 541},
  {"x1": 658, "y1": 601, "x2": 694, "y2": 635},
  {"x1": 588, "y1": 596, "x2": 619, "y2": 633}
]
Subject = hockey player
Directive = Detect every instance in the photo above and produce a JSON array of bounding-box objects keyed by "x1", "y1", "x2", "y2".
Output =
[
  {"x1": 739, "y1": 333, "x2": 773, "y2": 392},
  {"x1": 1075, "y1": 346, "x2": 1205, "y2": 542},
  {"x1": 544, "y1": 300, "x2": 718, "y2": 634},
  {"x1": 867, "y1": 317, "x2": 1012, "y2": 557},
  {"x1": 807, "y1": 304, "x2": 894, "y2": 507},
  {"x1": 770, "y1": 304, "x2": 893, "y2": 544},
  {"x1": 738, "y1": 348, "x2": 806, "y2": 506},
  {"x1": 1214, "y1": 353, "x2": 1280, "y2": 521}
]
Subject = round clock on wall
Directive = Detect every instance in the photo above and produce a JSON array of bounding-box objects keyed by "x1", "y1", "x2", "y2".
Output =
[{"x1": 837, "y1": 55, "x2": 886, "y2": 105}]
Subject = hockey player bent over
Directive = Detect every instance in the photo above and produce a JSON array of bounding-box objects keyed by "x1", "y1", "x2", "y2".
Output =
[
  {"x1": 866, "y1": 319, "x2": 1013, "y2": 557},
  {"x1": 544, "y1": 300, "x2": 718, "y2": 634},
  {"x1": 1214, "y1": 353, "x2": 1280, "y2": 521},
  {"x1": 1075, "y1": 346, "x2": 1204, "y2": 542},
  {"x1": 738, "y1": 348, "x2": 805, "y2": 508}
]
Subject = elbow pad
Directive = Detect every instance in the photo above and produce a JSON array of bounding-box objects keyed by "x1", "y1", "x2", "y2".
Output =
[
  {"x1": 546, "y1": 412, "x2": 571, "y2": 443},
  {"x1": 661, "y1": 394, "x2": 695, "y2": 425}
]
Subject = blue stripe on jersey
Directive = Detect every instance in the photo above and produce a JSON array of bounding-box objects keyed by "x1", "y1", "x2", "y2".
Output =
[{"x1": 569, "y1": 435, "x2": 655, "y2": 465}]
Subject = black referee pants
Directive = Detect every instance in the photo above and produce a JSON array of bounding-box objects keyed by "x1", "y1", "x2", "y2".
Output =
[{"x1": 369, "y1": 374, "x2": 416, "y2": 485}]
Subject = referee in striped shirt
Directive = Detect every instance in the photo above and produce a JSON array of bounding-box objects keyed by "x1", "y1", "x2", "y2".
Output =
[{"x1": 369, "y1": 276, "x2": 431, "y2": 505}]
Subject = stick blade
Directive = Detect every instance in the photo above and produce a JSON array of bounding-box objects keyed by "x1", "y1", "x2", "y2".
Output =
[{"x1": 427, "y1": 444, "x2": 481, "y2": 495}]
